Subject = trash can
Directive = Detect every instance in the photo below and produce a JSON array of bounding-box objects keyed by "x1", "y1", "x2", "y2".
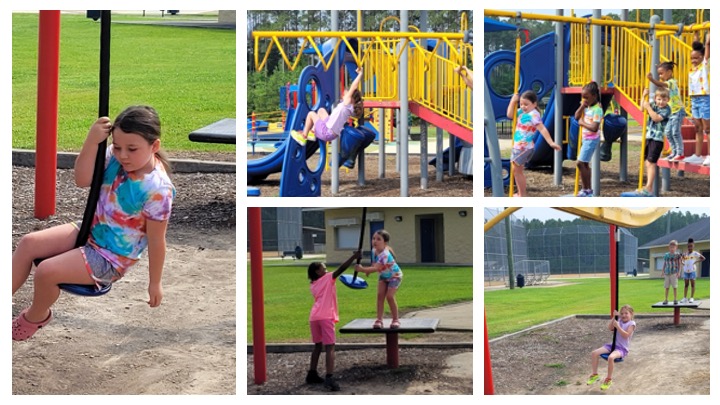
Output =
[
  {"x1": 294, "y1": 245, "x2": 303, "y2": 260},
  {"x1": 516, "y1": 274, "x2": 525, "y2": 288}
]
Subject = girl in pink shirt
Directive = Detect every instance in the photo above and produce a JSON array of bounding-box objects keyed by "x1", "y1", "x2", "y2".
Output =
[{"x1": 306, "y1": 250, "x2": 361, "y2": 391}]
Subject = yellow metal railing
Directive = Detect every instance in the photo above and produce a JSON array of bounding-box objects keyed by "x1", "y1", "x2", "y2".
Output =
[
  {"x1": 658, "y1": 34, "x2": 694, "y2": 116},
  {"x1": 610, "y1": 27, "x2": 651, "y2": 111}
]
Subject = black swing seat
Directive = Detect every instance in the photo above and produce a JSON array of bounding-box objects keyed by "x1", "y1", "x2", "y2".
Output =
[
  {"x1": 600, "y1": 353, "x2": 623, "y2": 363},
  {"x1": 59, "y1": 283, "x2": 112, "y2": 297}
]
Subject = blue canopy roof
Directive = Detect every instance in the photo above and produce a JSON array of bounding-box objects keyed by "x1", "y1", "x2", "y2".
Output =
[{"x1": 484, "y1": 17, "x2": 516, "y2": 32}]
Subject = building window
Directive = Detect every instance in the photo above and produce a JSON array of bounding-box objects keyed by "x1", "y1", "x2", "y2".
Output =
[{"x1": 336, "y1": 226, "x2": 360, "y2": 249}]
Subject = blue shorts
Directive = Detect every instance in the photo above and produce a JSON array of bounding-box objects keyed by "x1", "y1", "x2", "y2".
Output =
[
  {"x1": 380, "y1": 277, "x2": 402, "y2": 289},
  {"x1": 682, "y1": 271, "x2": 697, "y2": 280},
  {"x1": 691, "y1": 95, "x2": 710, "y2": 120},
  {"x1": 578, "y1": 138, "x2": 599, "y2": 162},
  {"x1": 511, "y1": 145, "x2": 535, "y2": 166},
  {"x1": 72, "y1": 221, "x2": 121, "y2": 286}
]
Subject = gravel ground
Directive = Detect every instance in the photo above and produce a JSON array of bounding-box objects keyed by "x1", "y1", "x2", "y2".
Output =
[{"x1": 489, "y1": 315, "x2": 710, "y2": 395}]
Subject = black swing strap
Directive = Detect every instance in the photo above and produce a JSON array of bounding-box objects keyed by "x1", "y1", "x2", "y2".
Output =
[
  {"x1": 351, "y1": 207, "x2": 367, "y2": 283},
  {"x1": 76, "y1": 10, "x2": 111, "y2": 248}
]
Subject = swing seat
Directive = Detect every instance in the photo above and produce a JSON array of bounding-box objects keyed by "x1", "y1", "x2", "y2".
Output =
[
  {"x1": 59, "y1": 283, "x2": 112, "y2": 297},
  {"x1": 339, "y1": 274, "x2": 368, "y2": 290},
  {"x1": 600, "y1": 353, "x2": 623, "y2": 363}
]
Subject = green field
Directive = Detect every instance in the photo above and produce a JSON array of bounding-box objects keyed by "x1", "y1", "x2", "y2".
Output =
[
  {"x1": 485, "y1": 277, "x2": 709, "y2": 339},
  {"x1": 12, "y1": 12, "x2": 235, "y2": 152},
  {"x1": 247, "y1": 260, "x2": 473, "y2": 342}
]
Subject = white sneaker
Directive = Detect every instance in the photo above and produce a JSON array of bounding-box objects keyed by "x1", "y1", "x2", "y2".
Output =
[
  {"x1": 684, "y1": 155, "x2": 704, "y2": 165},
  {"x1": 702, "y1": 156, "x2": 710, "y2": 166},
  {"x1": 680, "y1": 297, "x2": 687, "y2": 304},
  {"x1": 663, "y1": 153, "x2": 675, "y2": 161},
  {"x1": 689, "y1": 298, "x2": 695, "y2": 303}
]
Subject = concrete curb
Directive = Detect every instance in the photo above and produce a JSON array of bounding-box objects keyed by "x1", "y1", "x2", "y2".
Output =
[
  {"x1": 248, "y1": 342, "x2": 474, "y2": 354},
  {"x1": 12, "y1": 149, "x2": 235, "y2": 173}
]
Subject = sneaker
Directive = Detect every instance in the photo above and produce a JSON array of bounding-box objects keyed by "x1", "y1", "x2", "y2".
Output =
[
  {"x1": 684, "y1": 154, "x2": 704, "y2": 165},
  {"x1": 577, "y1": 189, "x2": 593, "y2": 197},
  {"x1": 662, "y1": 300, "x2": 668, "y2": 305},
  {"x1": 689, "y1": 298, "x2": 695, "y2": 303},
  {"x1": 587, "y1": 374, "x2": 601, "y2": 385},
  {"x1": 290, "y1": 130, "x2": 307, "y2": 146},
  {"x1": 702, "y1": 156, "x2": 710, "y2": 166},
  {"x1": 306, "y1": 370, "x2": 324, "y2": 384},
  {"x1": 663, "y1": 153, "x2": 676, "y2": 160},
  {"x1": 324, "y1": 376, "x2": 340, "y2": 391},
  {"x1": 680, "y1": 298, "x2": 687, "y2": 304},
  {"x1": 670, "y1": 155, "x2": 685, "y2": 162},
  {"x1": 307, "y1": 130, "x2": 316, "y2": 142},
  {"x1": 635, "y1": 189, "x2": 654, "y2": 197},
  {"x1": 673, "y1": 300, "x2": 678, "y2": 305},
  {"x1": 600, "y1": 378, "x2": 613, "y2": 390}
]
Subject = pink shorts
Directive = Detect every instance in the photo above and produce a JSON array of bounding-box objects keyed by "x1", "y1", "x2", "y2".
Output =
[
  {"x1": 310, "y1": 319, "x2": 336, "y2": 345},
  {"x1": 314, "y1": 118, "x2": 337, "y2": 142}
]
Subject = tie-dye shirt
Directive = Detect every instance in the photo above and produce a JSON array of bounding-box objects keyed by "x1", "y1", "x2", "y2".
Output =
[
  {"x1": 581, "y1": 104, "x2": 603, "y2": 141},
  {"x1": 512, "y1": 109, "x2": 543, "y2": 149},
  {"x1": 371, "y1": 248, "x2": 402, "y2": 280},
  {"x1": 88, "y1": 146, "x2": 175, "y2": 274},
  {"x1": 665, "y1": 78, "x2": 685, "y2": 115},
  {"x1": 689, "y1": 59, "x2": 709, "y2": 96}
]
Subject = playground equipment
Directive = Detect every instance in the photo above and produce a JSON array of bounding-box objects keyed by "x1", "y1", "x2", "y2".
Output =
[
  {"x1": 484, "y1": 207, "x2": 671, "y2": 394},
  {"x1": 484, "y1": 10, "x2": 710, "y2": 197},
  {"x1": 250, "y1": 11, "x2": 473, "y2": 197}
]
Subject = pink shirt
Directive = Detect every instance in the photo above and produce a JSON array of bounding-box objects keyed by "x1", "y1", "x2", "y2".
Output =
[
  {"x1": 325, "y1": 103, "x2": 354, "y2": 136},
  {"x1": 309, "y1": 273, "x2": 339, "y2": 323}
]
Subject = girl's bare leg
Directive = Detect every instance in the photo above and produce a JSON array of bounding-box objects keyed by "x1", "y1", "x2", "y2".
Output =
[
  {"x1": 303, "y1": 108, "x2": 330, "y2": 137},
  {"x1": 376, "y1": 281, "x2": 388, "y2": 321},
  {"x1": 25, "y1": 248, "x2": 95, "y2": 322},
  {"x1": 386, "y1": 287, "x2": 399, "y2": 321},
  {"x1": 513, "y1": 164, "x2": 527, "y2": 197},
  {"x1": 13, "y1": 224, "x2": 78, "y2": 295},
  {"x1": 590, "y1": 347, "x2": 609, "y2": 374}
]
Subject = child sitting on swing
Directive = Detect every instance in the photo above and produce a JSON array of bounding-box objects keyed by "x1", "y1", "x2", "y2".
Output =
[{"x1": 587, "y1": 305, "x2": 636, "y2": 391}]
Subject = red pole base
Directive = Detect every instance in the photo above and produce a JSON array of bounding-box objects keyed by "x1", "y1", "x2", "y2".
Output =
[
  {"x1": 386, "y1": 332, "x2": 399, "y2": 368},
  {"x1": 674, "y1": 307, "x2": 681, "y2": 325}
]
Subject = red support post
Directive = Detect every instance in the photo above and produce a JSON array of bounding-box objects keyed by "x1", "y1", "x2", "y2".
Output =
[
  {"x1": 249, "y1": 207, "x2": 267, "y2": 384},
  {"x1": 386, "y1": 333, "x2": 399, "y2": 368},
  {"x1": 609, "y1": 224, "x2": 618, "y2": 317},
  {"x1": 484, "y1": 311, "x2": 495, "y2": 394},
  {"x1": 34, "y1": 10, "x2": 61, "y2": 219}
]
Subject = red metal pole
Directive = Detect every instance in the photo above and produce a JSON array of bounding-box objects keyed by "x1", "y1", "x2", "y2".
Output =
[
  {"x1": 610, "y1": 225, "x2": 617, "y2": 317},
  {"x1": 674, "y1": 308, "x2": 680, "y2": 325},
  {"x1": 34, "y1": 10, "x2": 61, "y2": 219},
  {"x1": 386, "y1": 333, "x2": 399, "y2": 368},
  {"x1": 484, "y1": 311, "x2": 495, "y2": 394},
  {"x1": 249, "y1": 207, "x2": 267, "y2": 384}
]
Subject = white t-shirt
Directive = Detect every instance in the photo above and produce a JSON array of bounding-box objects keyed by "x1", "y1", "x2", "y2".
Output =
[{"x1": 682, "y1": 251, "x2": 704, "y2": 273}]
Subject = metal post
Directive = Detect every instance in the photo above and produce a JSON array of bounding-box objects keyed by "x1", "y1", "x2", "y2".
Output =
[
  {"x1": 554, "y1": 9, "x2": 564, "y2": 186},
  {"x1": 331, "y1": 11, "x2": 340, "y2": 194},
  {"x1": 35, "y1": 10, "x2": 61, "y2": 219},
  {"x1": 399, "y1": 10, "x2": 409, "y2": 196},
  {"x1": 379, "y1": 108, "x2": 386, "y2": 178},
  {"x1": 436, "y1": 125, "x2": 444, "y2": 181},
  {"x1": 505, "y1": 211, "x2": 515, "y2": 289},
  {"x1": 420, "y1": 11, "x2": 428, "y2": 189},
  {"x1": 591, "y1": 9, "x2": 602, "y2": 195},
  {"x1": 619, "y1": 10, "x2": 628, "y2": 182},
  {"x1": 485, "y1": 83, "x2": 504, "y2": 196},
  {"x1": 357, "y1": 10, "x2": 365, "y2": 187},
  {"x1": 249, "y1": 207, "x2": 267, "y2": 384},
  {"x1": 648, "y1": 14, "x2": 666, "y2": 195}
]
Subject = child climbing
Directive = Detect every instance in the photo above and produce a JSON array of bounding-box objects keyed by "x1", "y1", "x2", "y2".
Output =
[
  {"x1": 354, "y1": 230, "x2": 403, "y2": 329},
  {"x1": 647, "y1": 61, "x2": 686, "y2": 161},
  {"x1": 506, "y1": 90, "x2": 562, "y2": 197},
  {"x1": 587, "y1": 305, "x2": 636, "y2": 391},
  {"x1": 306, "y1": 250, "x2": 363, "y2": 391},
  {"x1": 573, "y1": 81, "x2": 603, "y2": 197},
  {"x1": 291, "y1": 67, "x2": 364, "y2": 146},
  {"x1": 684, "y1": 31, "x2": 710, "y2": 166},
  {"x1": 12, "y1": 106, "x2": 176, "y2": 341}
]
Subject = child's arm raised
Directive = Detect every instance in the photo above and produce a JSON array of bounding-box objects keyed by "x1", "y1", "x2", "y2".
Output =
[
  {"x1": 646, "y1": 72, "x2": 667, "y2": 88},
  {"x1": 333, "y1": 250, "x2": 363, "y2": 279},
  {"x1": 342, "y1": 67, "x2": 364, "y2": 105},
  {"x1": 75, "y1": 117, "x2": 112, "y2": 187},
  {"x1": 506, "y1": 94, "x2": 519, "y2": 120},
  {"x1": 536, "y1": 122, "x2": 562, "y2": 151},
  {"x1": 574, "y1": 99, "x2": 587, "y2": 120}
]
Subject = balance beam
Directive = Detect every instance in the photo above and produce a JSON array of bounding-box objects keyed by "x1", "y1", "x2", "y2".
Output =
[
  {"x1": 651, "y1": 301, "x2": 701, "y2": 325},
  {"x1": 339, "y1": 318, "x2": 439, "y2": 369},
  {"x1": 189, "y1": 118, "x2": 236, "y2": 144}
]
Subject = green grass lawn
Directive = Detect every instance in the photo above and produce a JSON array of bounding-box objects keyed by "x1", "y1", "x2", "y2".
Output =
[
  {"x1": 485, "y1": 277, "x2": 709, "y2": 339},
  {"x1": 12, "y1": 12, "x2": 235, "y2": 152},
  {"x1": 247, "y1": 261, "x2": 473, "y2": 342}
]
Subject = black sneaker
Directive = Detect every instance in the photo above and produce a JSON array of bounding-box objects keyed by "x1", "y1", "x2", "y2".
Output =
[
  {"x1": 324, "y1": 376, "x2": 340, "y2": 391},
  {"x1": 305, "y1": 370, "x2": 324, "y2": 384}
]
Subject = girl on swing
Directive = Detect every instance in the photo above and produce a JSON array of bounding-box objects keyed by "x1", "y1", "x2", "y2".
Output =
[
  {"x1": 12, "y1": 106, "x2": 175, "y2": 341},
  {"x1": 587, "y1": 305, "x2": 636, "y2": 390}
]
